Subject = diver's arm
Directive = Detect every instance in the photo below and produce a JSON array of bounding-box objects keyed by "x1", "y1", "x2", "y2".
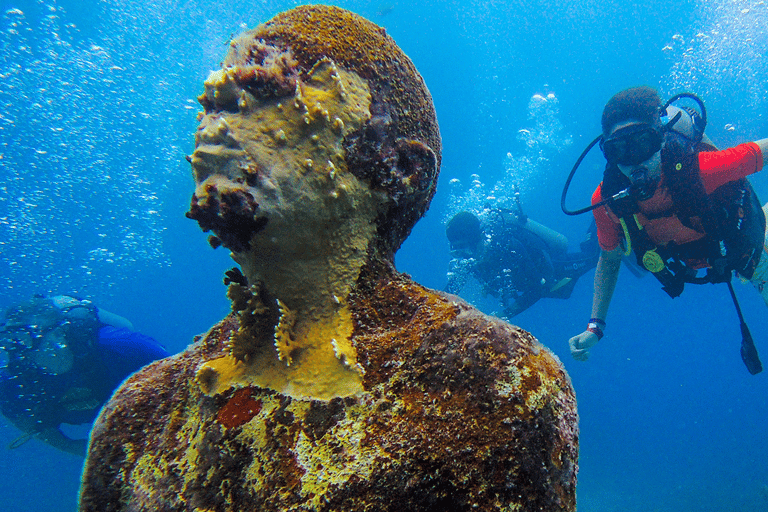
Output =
[
  {"x1": 503, "y1": 289, "x2": 541, "y2": 319},
  {"x1": 37, "y1": 426, "x2": 87, "y2": 457},
  {"x1": 568, "y1": 246, "x2": 623, "y2": 360},
  {"x1": 590, "y1": 247, "x2": 623, "y2": 320},
  {"x1": 7, "y1": 412, "x2": 87, "y2": 456},
  {"x1": 522, "y1": 219, "x2": 569, "y2": 255},
  {"x1": 96, "y1": 308, "x2": 134, "y2": 330}
]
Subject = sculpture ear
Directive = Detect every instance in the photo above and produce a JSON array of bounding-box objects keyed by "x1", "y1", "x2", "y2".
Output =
[{"x1": 394, "y1": 138, "x2": 438, "y2": 192}]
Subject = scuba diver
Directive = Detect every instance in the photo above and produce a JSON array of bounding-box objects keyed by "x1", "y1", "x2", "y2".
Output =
[
  {"x1": 445, "y1": 206, "x2": 600, "y2": 319},
  {"x1": 561, "y1": 86, "x2": 768, "y2": 372},
  {"x1": 0, "y1": 294, "x2": 170, "y2": 456}
]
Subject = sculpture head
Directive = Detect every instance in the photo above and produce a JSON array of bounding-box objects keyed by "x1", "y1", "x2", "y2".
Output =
[
  {"x1": 185, "y1": 6, "x2": 442, "y2": 399},
  {"x1": 187, "y1": 5, "x2": 441, "y2": 272}
]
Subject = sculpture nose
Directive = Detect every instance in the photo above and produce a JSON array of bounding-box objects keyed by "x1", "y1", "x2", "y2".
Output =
[
  {"x1": 190, "y1": 116, "x2": 249, "y2": 184},
  {"x1": 195, "y1": 115, "x2": 240, "y2": 147},
  {"x1": 189, "y1": 145, "x2": 247, "y2": 184}
]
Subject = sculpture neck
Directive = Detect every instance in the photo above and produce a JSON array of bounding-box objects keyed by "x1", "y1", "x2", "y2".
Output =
[{"x1": 199, "y1": 218, "x2": 392, "y2": 401}]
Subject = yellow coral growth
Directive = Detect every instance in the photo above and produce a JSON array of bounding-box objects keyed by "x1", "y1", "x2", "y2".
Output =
[
  {"x1": 274, "y1": 299, "x2": 296, "y2": 365},
  {"x1": 196, "y1": 289, "x2": 363, "y2": 400}
]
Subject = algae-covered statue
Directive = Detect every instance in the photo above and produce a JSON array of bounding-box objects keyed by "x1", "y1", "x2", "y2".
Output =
[{"x1": 79, "y1": 5, "x2": 578, "y2": 511}]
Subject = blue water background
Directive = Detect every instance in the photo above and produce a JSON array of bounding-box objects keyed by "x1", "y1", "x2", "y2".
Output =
[{"x1": 0, "y1": 0, "x2": 766, "y2": 510}]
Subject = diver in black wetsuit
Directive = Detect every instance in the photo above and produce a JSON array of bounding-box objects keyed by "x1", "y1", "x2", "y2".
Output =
[
  {"x1": 445, "y1": 209, "x2": 600, "y2": 318},
  {"x1": 0, "y1": 294, "x2": 169, "y2": 456}
]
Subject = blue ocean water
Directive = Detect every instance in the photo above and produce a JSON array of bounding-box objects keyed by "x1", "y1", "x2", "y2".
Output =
[{"x1": 0, "y1": 0, "x2": 766, "y2": 510}]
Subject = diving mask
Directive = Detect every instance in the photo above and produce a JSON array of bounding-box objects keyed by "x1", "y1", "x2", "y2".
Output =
[
  {"x1": 600, "y1": 124, "x2": 663, "y2": 166},
  {"x1": 32, "y1": 328, "x2": 73, "y2": 375},
  {"x1": 450, "y1": 239, "x2": 478, "y2": 259}
]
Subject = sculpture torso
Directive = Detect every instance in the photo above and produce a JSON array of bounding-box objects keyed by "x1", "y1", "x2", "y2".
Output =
[{"x1": 80, "y1": 269, "x2": 577, "y2": 511}]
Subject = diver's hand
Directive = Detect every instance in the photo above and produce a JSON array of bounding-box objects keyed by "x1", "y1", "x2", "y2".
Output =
[{"x1": 569, "y1": 330, "x2": 599, "y2": 361}]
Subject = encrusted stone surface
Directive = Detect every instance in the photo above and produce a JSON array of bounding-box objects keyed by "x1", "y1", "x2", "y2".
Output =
[{"x1": 80, "y1": 264, "x2": 577, "y2": 512}]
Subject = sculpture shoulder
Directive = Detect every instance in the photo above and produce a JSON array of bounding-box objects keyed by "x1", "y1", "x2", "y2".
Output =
[
  {"x1": 89, "y1": 315, "x2": 234, "y2": 439},
  {"x1": 352, "y1": 278, "x2": 573, "y2": 410},
  {"x1": 347, "y1": 280, "x2": 578, "y2": 510}
]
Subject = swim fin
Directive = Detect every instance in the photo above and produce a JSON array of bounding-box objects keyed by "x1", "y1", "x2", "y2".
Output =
[
  {"x1": 727, "y1": 280, "x2": 762, "y2": 375},
  {"x1": 740, "y1": 322, "x2": 763, "y2": 375}
]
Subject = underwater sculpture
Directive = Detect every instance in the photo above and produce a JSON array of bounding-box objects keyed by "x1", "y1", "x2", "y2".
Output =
[{"x1": 79, "y1": 5, "x2": 578, "y2": 511}]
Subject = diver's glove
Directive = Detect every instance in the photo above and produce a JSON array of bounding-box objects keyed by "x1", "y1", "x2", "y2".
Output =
[{"x1": 568, "y1": 318, "x2": 605, "y2": 361}]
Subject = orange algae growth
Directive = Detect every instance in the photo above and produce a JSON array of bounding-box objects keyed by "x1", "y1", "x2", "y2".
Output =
[{"x1": 217, "y1": 387, "x2": 262, "y2": 428}]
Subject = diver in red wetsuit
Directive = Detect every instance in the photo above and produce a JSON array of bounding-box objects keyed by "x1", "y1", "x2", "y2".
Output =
[{"x1": 566, "y1": 86, "x2": 768, "y2": 365}]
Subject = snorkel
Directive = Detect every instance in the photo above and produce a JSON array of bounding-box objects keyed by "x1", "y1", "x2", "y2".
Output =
[{"x1": 561, "y1": 92, "x2": 707, "y2": 216}]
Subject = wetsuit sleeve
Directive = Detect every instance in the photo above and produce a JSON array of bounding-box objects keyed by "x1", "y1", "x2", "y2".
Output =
[
  {"x1": 698, "y1": 142, "x2": 764, "y2": 194},
  {"x1": 591, "y1": 183, "x2": 621, "y2": 251},
  {"x1": 95, "y1": 327, "x2": 170, "y2": 390}
]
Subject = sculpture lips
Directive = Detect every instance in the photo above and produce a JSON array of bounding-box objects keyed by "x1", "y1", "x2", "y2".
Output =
[{"x1": 186, "y1": 187, "x2": 267, "y2": 253}]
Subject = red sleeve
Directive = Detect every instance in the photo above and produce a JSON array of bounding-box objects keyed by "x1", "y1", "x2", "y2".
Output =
[
  {"x1": 698, "y1": 142, "x2": 763, "y2": 194},
  {"x1": 592, "y1": 183, "x2": 621, "y2": 251}
]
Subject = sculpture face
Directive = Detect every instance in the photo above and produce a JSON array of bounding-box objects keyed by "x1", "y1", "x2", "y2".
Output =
[{"x1": 189, "y1": 48, "x2": 382, "y2": 256}]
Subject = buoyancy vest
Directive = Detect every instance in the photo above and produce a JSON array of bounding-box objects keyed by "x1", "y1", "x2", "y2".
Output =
[{"x1": 601, "y1": 131, "x2": 765, "y2": 298}]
